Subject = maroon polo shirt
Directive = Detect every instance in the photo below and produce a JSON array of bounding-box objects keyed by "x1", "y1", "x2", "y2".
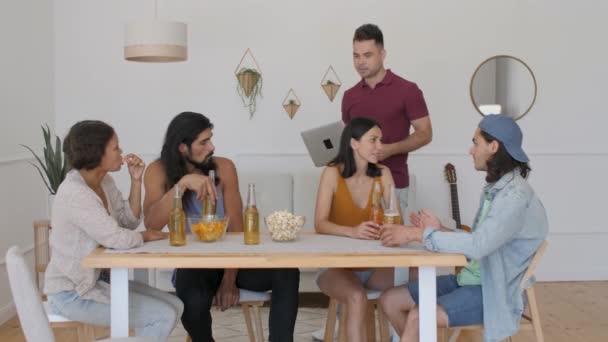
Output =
[{"x1": 342, "y1": 69, "x2": 429, "y2": 188}]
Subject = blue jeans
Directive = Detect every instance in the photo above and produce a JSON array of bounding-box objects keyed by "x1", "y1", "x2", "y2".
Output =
[
  {"x1": 48, "y1": 281, "x2": 183, "y2": 341},
  {"x1": 396, "y1": 187, "x2": 409, "y2": 216},
  {"x1": 407, "y1": 274, "x2": 483, "y2": 327}
]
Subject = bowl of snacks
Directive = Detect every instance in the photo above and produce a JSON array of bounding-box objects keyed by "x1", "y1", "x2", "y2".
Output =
[
  {"x1": 189, "y1": 215, "x2": 229, "y2": 242},
  {"x1": 265, "y1": 210, "x2": 305, "y2": 242}
]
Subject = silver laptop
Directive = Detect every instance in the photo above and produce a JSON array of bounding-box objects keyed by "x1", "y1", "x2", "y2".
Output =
[{"x1": 300, "y1": 120, "x2": 345, "y2": 167}]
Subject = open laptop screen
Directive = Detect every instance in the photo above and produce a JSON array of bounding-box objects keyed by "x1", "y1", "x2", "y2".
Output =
[{"x1": 300, "y1": 121, "x2": 345, "y2": 167}]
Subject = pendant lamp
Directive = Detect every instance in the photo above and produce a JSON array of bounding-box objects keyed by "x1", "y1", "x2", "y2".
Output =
[{"x1": 124, "y1": 1, "x2": 187, "y2": 62}]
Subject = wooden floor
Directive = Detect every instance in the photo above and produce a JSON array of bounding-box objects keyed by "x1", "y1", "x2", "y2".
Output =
[{"x1": 1, "y1": 281, "x2": 606, "y2": 342}]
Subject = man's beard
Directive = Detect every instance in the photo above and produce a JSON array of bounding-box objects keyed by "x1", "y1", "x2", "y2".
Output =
[{"x1": 185, "y1": 152, "x2": 214, "y2": 171}]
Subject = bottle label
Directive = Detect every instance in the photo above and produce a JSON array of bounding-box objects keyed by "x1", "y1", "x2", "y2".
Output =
[{"x1": 383, "y1": 213, "x2": 401, "y2": 225}]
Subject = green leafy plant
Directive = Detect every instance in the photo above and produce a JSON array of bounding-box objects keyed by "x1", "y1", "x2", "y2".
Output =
[
  {"x1": 20, "y1": 124, "x2": 70, "y2": 195},
  {"x1": 236, "y1": 68, "x2": 263, "y2": 118}
]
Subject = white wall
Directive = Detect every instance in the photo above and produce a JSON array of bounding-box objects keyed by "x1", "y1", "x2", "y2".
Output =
[
  {"x1": 51, "y1": 0, "x2": 608, "y2": 282},
  {"x1": 54, "y1": 0, "x2": 607, "y2": 153},
  {"x1": 3, "y1": 1, "x2": 606, "y2": 322},
  {"x1": 0, "y1": 0, "x2": 54, "y2": 324}
]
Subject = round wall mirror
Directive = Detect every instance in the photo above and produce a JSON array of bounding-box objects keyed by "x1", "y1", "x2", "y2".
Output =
[{"x1": 470, "y1": 55, "x2": 537, "y2": 120}]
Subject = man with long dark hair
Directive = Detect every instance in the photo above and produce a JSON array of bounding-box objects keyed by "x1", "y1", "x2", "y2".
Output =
[
  {"x1": 143, "y1": 112, "x2": 300, "y2": 342},
  {"x1": 379, "y1": 115, "x2": 548, "y2": 342}
]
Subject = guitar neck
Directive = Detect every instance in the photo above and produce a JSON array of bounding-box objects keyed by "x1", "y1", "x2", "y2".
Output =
[{"x1": 449, "y1": 184, "x2": 463, "y2": 230}]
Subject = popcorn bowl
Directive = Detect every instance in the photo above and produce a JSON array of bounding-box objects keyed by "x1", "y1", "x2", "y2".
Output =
[
  {"x1": 188, "y1": 215, "x2": 229, "y2": 242},
  {"x1": 265, "y1": 211, "x2": 305, "y2": 242}
]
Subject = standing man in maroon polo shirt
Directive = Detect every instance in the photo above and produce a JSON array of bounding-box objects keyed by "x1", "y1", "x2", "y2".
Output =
[
  {"x1": 311, "y1": 23, "x2": 433, "y2": 342},
  {"x1": 343, "y1": 23, "x2": 432, "y2": 218}
]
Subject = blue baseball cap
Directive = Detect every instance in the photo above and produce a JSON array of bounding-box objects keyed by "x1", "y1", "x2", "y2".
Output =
[{"x1": 478, "y1": 115, "x2": 529, "y2": 163}]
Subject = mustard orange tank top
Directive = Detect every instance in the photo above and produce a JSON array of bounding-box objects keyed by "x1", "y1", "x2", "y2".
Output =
[{"x1": 329, "y1": 172, "x2": 382, "y2": 227}]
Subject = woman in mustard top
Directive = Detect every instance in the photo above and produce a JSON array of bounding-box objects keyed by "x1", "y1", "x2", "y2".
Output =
[{"x1": 314, "y1": 117, "x2": 400, "y2": 342}]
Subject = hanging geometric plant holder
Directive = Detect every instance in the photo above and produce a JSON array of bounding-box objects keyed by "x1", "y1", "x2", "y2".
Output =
[
  {"x1": 320, "y1": 65, "x2": 342, "y2": 102},
  {"x1": 235, "y1": 48, "x2": 263, "y2": 119},
  {"x1": 282, "y1": 88, "x2": 301, "y2": 119}
]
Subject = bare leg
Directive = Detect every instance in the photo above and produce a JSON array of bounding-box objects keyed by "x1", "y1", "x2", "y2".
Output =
[
  {"x1": 379, "y1": 285, "x2": 415, "y2": 336},
  {"x1": 365, "y1": 267, "x2": 394, "y2": 291},
  {"x1": 318, "y1": 269, "x2": 369, "y2": 342},
  {"x1": 400, "y1": 306, "x2": 449, "y2": 342}
]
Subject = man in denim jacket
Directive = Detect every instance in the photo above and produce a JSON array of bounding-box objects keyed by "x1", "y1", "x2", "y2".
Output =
[{"x1": 379, "y1": 114, "x2": 548, "y2": 342}]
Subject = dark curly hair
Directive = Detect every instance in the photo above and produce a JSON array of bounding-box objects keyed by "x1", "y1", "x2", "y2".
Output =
[
  {"x1": 480, "y1": 130, "x2": 531, "y2": 183},
  {"x1": 353, "y1": 23, "x2": 384, "y2": 47},
  {"x1": 159, "y1": 112, "x2": 219, "y2": 191},
  {"x1": 329, "y1": 117, "x2": 383, "y2": 179},
  {"x1": 63, "y1": 120, "x2": 115, "y2": 170}
]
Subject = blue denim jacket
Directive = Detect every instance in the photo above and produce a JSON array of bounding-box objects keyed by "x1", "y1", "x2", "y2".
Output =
[{"x1": 423, "y1": 170, "x2": 548, "y2": 342}]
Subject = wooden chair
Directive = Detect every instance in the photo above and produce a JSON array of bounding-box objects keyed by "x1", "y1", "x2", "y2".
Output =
[
  {"x1": 324, "y1": 290, "x2": 391, "y2": 342},
  {"x1": 33, "y1": 220, "x2": 97, "y2": 341},
  {"x1": 446, "y1": 241, "x2": 548, "y2": 342},
  {"x1": 186, "y1": 289, "x2": 271, "y2": 342}
]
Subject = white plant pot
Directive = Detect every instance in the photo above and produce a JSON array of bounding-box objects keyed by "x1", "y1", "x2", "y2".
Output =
[{"x1": 47, "y1": 194, "x2": 55, "y2": 218}]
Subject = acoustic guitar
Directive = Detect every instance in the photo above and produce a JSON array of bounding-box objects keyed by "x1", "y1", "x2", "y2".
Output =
[
  {"x1": 444, "y1": 163, "x2": 471, "y2": 232},
  {"x1": 444, "y1": 163, "x2": 472, "y2": 274}
]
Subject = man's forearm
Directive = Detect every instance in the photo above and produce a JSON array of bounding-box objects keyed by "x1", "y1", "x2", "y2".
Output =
[
  {"x1": 222, "y1": 268, "x2": 238, "y2": 283},
  {"x1": 389, "y1": 130, "x2": 432, "y2": 156},
  {"x1": 144, "y1": 190, "x2": 175, "y2": 230}
]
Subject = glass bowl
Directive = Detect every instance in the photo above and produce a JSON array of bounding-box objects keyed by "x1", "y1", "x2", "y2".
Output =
[
  {"x1": 264, "y1": 213, "x2": 305, "y2": 242},
  {"x1": 188, "y1": 215, "x2": 229, "y2": 242}
]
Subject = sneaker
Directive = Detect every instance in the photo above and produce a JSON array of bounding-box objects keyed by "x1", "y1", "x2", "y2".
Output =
[{"x1": 311, "y1": 321, "x2": 339, "y2": 341}]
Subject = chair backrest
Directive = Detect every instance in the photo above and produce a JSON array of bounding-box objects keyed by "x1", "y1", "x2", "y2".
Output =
[
  {"x1": 238, "y1": 172, "x2": 294, "y2": 221},
  {"x1": 5, "y1": 246, "x2": 55, "y2": 342},
  {"x1": 520, "y1": 240, "x2": 548, "y2": 289}
]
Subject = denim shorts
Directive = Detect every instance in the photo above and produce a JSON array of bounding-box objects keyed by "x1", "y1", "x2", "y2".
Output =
[
  {"x1": 315, "y1": 268, "x2": 374, "y2": 288},
  {"x1": 407, "y1": 274, "x2": 483, "y2": 327}
]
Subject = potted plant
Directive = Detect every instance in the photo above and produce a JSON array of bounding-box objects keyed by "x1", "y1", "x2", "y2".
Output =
[
  {"x1": 21, "y1": 124, "x2": 70, "y2": 213},
  {"x1": 236, "y1": 67, "x2": 263, "y2": 118},
  {"x1": 283, "y1": 99, "x2": 300, "y2": 119},
  {"x1": 322, "y1": 79, "x2": 341, "y2": 102}
]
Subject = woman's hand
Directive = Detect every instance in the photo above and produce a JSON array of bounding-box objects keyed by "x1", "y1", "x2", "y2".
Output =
[
  {"x1": 351, "y1": 221, "x2": 381, "y2": 240},
  {"x1": 141, "y1": 230, "x2": 169, "y2": 242},
  {"x1": 178, "y1": 174, "x2": 218, "y2": 202},
  {"x1": 380, "y1": 224, "x2": 422, "y2": 247},
  {"x1": 124, "y1": 154, "x2": 145, "y2": 182}
]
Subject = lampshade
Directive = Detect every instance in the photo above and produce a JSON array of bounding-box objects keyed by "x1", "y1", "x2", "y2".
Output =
[{"x1": 124, "y1": 20, "x2": 187, "y2": 62}]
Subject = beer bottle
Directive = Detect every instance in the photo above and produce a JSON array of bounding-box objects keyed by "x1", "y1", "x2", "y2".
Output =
[
  {"x1": 169, "y1": 184, "x2": 186, "y2": 246},
  {"x1": 369, "y1": 179, "x2": 384, "y2": 226},
  {"x1": 243, "y1": 183, "x2": 260, "y2": 245},
  {"x1": 202, "y1": 170, "x2": 216, "y2": 217}
]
